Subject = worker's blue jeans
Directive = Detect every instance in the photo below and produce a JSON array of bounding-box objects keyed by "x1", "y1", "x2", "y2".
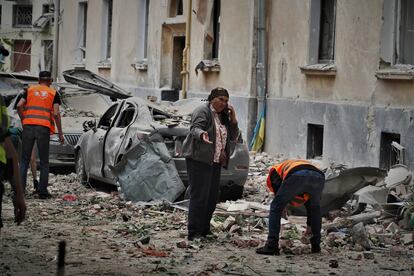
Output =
[{"x1": 267, "y1": 170, "x2": 325, "y2": 247}]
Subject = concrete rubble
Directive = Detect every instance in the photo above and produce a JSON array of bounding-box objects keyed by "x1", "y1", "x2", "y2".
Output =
[{"x1": 1, "y1": 152, "x2": 414, "y2": 275}]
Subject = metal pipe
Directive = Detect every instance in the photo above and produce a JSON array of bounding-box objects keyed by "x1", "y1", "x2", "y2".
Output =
[
  {"x1": 52, "y1": 0, "x2": 60, "y2": 80},
  {"x1": 181, "y1": 0, "x2": 192, "y2": 99},
  {"x1": 256, "y1": 0, "x2": 267, "y2": 118}
]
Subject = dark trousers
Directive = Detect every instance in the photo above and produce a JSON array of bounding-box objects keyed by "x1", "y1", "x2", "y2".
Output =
[
  {"x1": 0, "y1": 159, "x2": 12, "y2": 228},
  {"x1": 20, "y1": 125, "x2": 50, "y2": 195},
  {"x1": 0, "y1": 180, "x2": 3, "y2": 228},
  {"x1": 267, "y1": 169, "x2": 325, "y2": 247},
  {"x1": 186, "y1": 158, "x2": 221, "y2": 237}
]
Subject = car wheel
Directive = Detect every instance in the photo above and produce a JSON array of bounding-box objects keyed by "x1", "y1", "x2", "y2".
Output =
[
  {"x1": 220, "y1": 184, "x2": 244, "y2": 201},
  {"x1": 75, "y1": 149, "x2": 87, "y2": 184}
]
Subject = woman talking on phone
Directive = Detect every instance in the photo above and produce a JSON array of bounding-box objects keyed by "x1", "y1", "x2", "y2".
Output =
[{"x1": 182, "y1": 87, "x2": 240, "y2": 241}]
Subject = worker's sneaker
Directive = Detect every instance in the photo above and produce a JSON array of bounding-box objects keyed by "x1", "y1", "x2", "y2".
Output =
[
  {"x1": 33, "y1": 180, "x2": 39, "y2": 193},
  {"x1": 256, "y1": 244, "x2": 280, "y2": 255},
  {"x1": 38, "y1": 192, "x2": 52, "y2": 200},
  {"x1": 187, "y1": 234, "x2": 204, "y2": 241},
  {"x1": 311, "y1": 244, "x2": 321, "y2": 253}
]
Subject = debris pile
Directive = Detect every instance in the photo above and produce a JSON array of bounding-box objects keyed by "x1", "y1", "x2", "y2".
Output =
[{"x1": 1, "y1": 152, "x2": 414, "y2": 274}]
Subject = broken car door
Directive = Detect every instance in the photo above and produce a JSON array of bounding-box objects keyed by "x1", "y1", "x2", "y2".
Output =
[
  {"x1": 102, "y1": 101, "x2": 137, "y2": 181},
  {"x1": 87, "y1": 102, "x2": 120, "y2": 178}
]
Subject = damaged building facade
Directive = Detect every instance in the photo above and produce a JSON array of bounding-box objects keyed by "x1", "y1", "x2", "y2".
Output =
[
  {"x1": 56, "y1": 0, "x2": 414, "y2": 171},
  {"x1": 0, "y1": 0, "x2": 54, "y2": 73}
]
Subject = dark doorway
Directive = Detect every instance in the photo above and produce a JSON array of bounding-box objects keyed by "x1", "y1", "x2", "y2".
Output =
[
  {"x1": 307, "y1": 124, "x2": 324, "y2": 159},
  {"x1": 13, "y1": 40, "x2": 31, "y2": 72},
  {"x1": 172, "y1": 36, "x2": 185, "y2": 92},
  {"x1": 380, "y1": 132, "x2": 401, "y2": 170}
]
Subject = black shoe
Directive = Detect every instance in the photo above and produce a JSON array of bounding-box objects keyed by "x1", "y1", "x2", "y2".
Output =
[
  {"x1": 256, "y1": 244, "x2": 280, "y2": 255},
  {"x1": 38, "y1": 192, "x2": 52, "y2": 200},
  {"x1": 33, "y1": 180, "x2": 39, "y2": 192},
  {"x1": 311, "y1": 244, "x2": 321, "y2": 253},
  {"x1": 188, "y1": 234, "x2": 203, "y2": 241}
]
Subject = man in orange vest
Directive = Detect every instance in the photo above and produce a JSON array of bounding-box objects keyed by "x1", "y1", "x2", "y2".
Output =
[
  {"x1": 17, "y1": 71, "x2": 64, "y2": 199},
  {"x1": 256, "y1": 159, "x2": 325, "y2": 255}
]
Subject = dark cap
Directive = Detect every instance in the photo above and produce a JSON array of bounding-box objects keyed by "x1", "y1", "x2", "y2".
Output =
[
  {"x1": 39, "y1": 71, "x2": 52, "y2": 80},
  {"x1": 208, "y1": 87, "x2": 229, "y2": 101}
]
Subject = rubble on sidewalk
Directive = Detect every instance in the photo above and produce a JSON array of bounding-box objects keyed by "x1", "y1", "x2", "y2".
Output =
[{"x1": 2, "y1": 151, "x2": 414, "y2": 275}]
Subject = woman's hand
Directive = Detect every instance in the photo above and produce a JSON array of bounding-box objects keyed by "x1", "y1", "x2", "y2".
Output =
[
  {"x1": 227, "y1": 104, "x2": 237, "y2": 124},
  {"x1": 201, "y1": 132, "x2": 213, "y2": 144}
]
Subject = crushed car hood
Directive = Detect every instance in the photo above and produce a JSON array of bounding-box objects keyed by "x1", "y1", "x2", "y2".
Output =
[
  {"x1": 63, "y1": 69, "x2": 205, "y2": 119},
  {"x1": 62, "y1": 69, "x2": 131, "y2": 99}
]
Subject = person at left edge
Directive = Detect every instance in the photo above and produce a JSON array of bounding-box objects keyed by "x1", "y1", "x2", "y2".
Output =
[
  {"x1": 0, "y1": 96, "x2": 26, "y2": 230},
  {"x1": 17, "y1": 71, "x2": 64, "y2": 199}
]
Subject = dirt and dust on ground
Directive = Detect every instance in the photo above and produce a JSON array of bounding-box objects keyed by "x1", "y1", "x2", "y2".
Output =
[{"x1": 1, "y1": 152, "x2": 414, "y2": 275}]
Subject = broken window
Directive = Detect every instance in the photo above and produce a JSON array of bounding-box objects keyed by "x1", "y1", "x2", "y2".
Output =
[
  {"x1": 169, "y1": 0, "x2": 183, "y2": 17},
  {"x1": 77, "y1": 1, "x2": 88, "y2": 63},
  {"x1": 12, "y1": 39, "x2": 31, "y2": 72},
  {"x1": 42, "y1": 4, "x2": 54, "y2": 24},
  {"x1": 117, "y1": 104, "x2": 136, "y2": 128},
  {"x1": 307, "y1": 124, "x2": 324, "y2": 159},
  {"x1": 98, "y1": 104, "x2": 118, "y2": 130},
  {"x1": 13, "y1": 5, "x2": 33, "y2": 27},
  {"x1": 399, "y1": 0, "x2": 414, "y2": 65},
  {"x1": 136, "y1": 0, "x2": 149, "y2": 61},
  {"x1": 33, "y1": 5, "x2": 54, "y2": 30},
  {"x1": 203, "y1": 0, "x2": 220, "y2": 59},
  {"x1": 102, "y1": 0, "x2": 113, "y2": 60},
  {"x1": 380, "y1": 0, "x2": 414, "y2": 66},
  {"x1": 43, "y1": 4, "x2": 51, "y2": 14},
  {"x1": 309, "y1": 0, "x2": 336, "y2": 64},
  {"x1": 380, "y1": 132, "x2": 401, "y2": 170}
]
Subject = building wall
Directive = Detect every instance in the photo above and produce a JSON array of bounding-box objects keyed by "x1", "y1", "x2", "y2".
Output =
[
  {"x1": 59, "y1": 1, "x2": 176, "y2": 98},
  {"x1": 58, "y1": 0, "x2": 257, "y2": 139},
  {"x1": 265, "y1": 0, "x2": 414, "y2": 171},
  {"x1": 55, "y1": 0, "x2": 414, "y2": 171},
  {"x1": 0, "y1": 0, "x2": 54, "y2": 74},
  {"x1": 188, "y1": 0, "x2": 256, "y2": 139}
]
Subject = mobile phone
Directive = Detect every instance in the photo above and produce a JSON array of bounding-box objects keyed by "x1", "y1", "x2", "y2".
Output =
[{"x1": 223, "y1": 104, "x2": 230, "y2": 115}]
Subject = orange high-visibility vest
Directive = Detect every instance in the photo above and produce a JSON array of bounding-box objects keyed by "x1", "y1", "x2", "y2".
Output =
[
  {"x1": 266, "y1": 160, "x2": 317, "y2": 207},
  {"x1": 23, "y1": 85, "x2": 56, "y2": 134}
]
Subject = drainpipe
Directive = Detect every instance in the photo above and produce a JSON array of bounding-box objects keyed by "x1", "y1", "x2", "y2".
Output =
[
  {"x1": 52, "y1": 0, "x2": 60, "y2": 81},
  {"x1": 181, "y1": 0, "x2": 192, "y2": 99},
  {"x1": 256, "y1": 0, "x2": 267, "y2": 120}
]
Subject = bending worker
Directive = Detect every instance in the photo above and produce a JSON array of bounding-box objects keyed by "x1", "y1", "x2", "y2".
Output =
[{"x1": 256, "y1": 159, "x2": 325, "y2": 255}]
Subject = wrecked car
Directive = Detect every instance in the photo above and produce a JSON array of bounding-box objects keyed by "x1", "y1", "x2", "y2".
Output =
[
  {"x1": 65, "y1": 69, "x2": 249, "y2": 202},
  {"x1": 74, "y1": 96, "x2": 249, "y2": 202}
]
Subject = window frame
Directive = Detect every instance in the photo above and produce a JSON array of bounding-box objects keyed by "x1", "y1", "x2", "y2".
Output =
[
  {"x1": 132, "y1": 0, "x2": 149, "y2": 71},
  {"x1": 101, "y1": 0, "x2": 113, "y2": 61},
  {"x1": 377, "y1": 0, "x2": 414, "y2": 80},
  {"x1": 13, "y1": 5, "x2": 33, "y2": 28},
  {"x1": 308, "y1": 0, "x2": 337, "y2": 65},
  {"x1": 76, "y1": 1, "x2": 88, "y2": 64}
]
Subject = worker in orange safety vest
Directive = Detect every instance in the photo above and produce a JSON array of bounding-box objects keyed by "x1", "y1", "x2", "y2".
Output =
[
  {"x1": 17, "y1": 71, "x2": 64, "y2": 199},
  {"x1": 256, "y1": 159, "x2": 325, "y2": 255}
]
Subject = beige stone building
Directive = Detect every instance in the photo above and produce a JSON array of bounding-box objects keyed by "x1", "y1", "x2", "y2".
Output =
[
  {"x1": 0, "y1": 0, "x2": 54, "y2": 73},
  {"x1": 56, "y1": 0, "x2": 414, "y2": 171}
]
